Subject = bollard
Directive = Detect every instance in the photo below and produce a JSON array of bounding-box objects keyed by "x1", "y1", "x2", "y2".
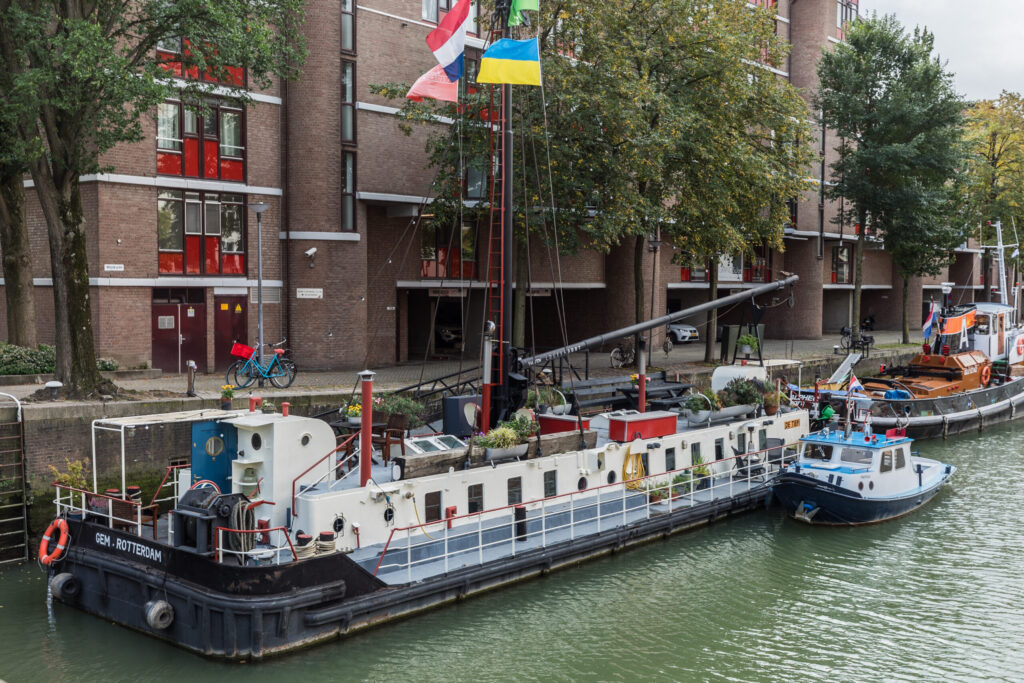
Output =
[{"x1": 186, "y1": 360, "x2": 197, "y2": 397}]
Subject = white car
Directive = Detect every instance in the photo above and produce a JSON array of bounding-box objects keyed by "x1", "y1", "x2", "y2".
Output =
[{"x1": 667, "y1": 322, "x2": 700, "y2": 344}]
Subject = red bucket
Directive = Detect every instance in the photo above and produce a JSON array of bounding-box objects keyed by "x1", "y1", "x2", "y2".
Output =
[{"x1": 231, "y1": 342, "x2": 256, "y2": 359}]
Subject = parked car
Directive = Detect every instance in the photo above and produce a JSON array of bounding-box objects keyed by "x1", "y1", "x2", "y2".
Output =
[{"x1": 667, "y1": 322, "x2": 700, "y2": 344}]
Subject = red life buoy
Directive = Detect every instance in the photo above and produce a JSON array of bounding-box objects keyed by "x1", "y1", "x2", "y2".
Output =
[
  {"x1": 1016, "y1": 336, "x2": 1024, "y2": 357},
  {"x1": 981, "y1": 365, "x2": 992, "y2": 386},
  {"x1": 39, "y1": 518, "x2": 70, "y2": 566}
]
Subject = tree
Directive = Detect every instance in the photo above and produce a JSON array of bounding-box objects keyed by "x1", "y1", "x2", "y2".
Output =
[
  {"x1": 816, "y1": 15, "x2": 965, "y2": 340},
  {"x1": 0, "y1": 0, "x2": 305, "y2": 395},
  {"x1": 375, "y1": 0, "x2": 812, "y2": 358}
]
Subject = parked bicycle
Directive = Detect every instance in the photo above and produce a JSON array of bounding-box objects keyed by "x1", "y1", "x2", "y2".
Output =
[
  {"x1": 609, "y1": 338, "x2": 636, "y2": 368},
  {"x1": 226, "y1": 339, "x2": 297, "y2": 389},
  {"x1": 839, "y1": 325, "x2": 874, "y2": 353}
]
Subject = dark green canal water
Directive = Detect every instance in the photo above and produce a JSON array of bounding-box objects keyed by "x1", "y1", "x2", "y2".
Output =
[{"x1": 3, "y1": 423, "x2": 1023, "y2": 682}]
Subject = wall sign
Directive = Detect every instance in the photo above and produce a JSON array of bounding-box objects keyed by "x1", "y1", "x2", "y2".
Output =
[
  {"x1": 297, "y1": 288, "x2": 324, "y2": 299},
  {"x1": 103, "y1": 264, "x2": 125, "y2": 272}
]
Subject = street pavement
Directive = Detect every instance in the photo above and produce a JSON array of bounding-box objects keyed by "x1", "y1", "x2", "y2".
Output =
[{"x1": 0, "y1": 330, "x2": 909, "y2": 402}]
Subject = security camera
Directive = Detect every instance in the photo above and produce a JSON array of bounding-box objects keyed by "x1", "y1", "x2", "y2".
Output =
[{"x1": 304, "y1": 247, "x2": 317, "y2": 258}]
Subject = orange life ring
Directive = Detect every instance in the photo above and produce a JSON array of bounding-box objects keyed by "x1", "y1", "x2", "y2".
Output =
[
  {"x1": 1016, "y1": 336, "x2": 1024, "y2": 357},
  {"x1": 39, "y1": 518, "x2": 70, "y2": 566},
  {"x1": 981, "y1": 365, "x2": 992, "y2": 386}
]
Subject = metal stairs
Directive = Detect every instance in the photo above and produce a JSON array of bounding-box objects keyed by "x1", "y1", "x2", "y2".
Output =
[
  {"x1": 826, "y1": 352, "x2": 862, "y2": 385},
  {"x1": 0, "y1": 395, "x2": 27, "y2": 566}
]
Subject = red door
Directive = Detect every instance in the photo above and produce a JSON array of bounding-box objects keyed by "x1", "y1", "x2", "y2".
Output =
[
  {"x1": 151, "y1": 303, "x2": 208, "y2": 374},
  {"x1": 214, "y1": 296, "x2": 248, "y2": 371}
]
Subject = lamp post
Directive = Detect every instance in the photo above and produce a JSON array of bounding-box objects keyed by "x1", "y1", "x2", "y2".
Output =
[
  {"x1": 248, "y1": 202, "x2": 271, "y2": 385},
  {"x1": 637, "y1": 229, "x2": 663, "y2": 413}
]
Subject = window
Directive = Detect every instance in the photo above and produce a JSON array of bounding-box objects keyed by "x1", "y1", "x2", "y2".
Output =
[
  {"x1": 690, "y1": 444, "x2": 700, "y2": 468},
  {"x1": 680, "y1": 259, "x2": 707, "y2": 283},
  {"x1": 714, "y1": 438, "x2": 724, "y2": 460},
  {"x1": 157, "y1": 103, "x2": 181, "y2": 151},
  {"x1": 342, "y1": 151, "x2": 355, "y2": 231},
  {"x1": 157, "y1": 100, "x2": 245, "y2": 181},
  {"x1": 759, "y1": 429, "x2": 768, "y2": 452},
  {"x1": 156, "y1": 37, "x2": 182, "y2": 54},
  {"x1": 665, "y1": 447, "x2": 676, "y2": 472},
  {"x1": 425, "y1": 491, "x2": 442, "y2": 522},
  {"x1": 841, "y1": 448, "x2": 873, "y2": 464},
  {"x1": 342, "y1": 61, "x2": 355, "y2": 144},
  {"x1": 468, "y1": 483, "x2": 483, "y2": 513},
  {"x1": 421, "y1": 220, "x2": 477, "y2": 278},
  {"x1": 895, "y1": 448, "x2": 906, "y2": 470},
  {"x1": 737, "y1": 432, "x2": 746, "y2": 453},
  {"x1": 341, "y1": 0, "x2": 355, "y2": 53},
  {"x1": 543, "y1": 470, "x2": 557, "y2": 498},
  {"x1": 156, "y1": 38, "x2": 244, "y2": 86},
  {"x1": 880, "y1": 450, "x2": 893, "y2": 473},
  {"x1": 836, "y1": 0, "x2": 857, "y2": 37},
  {"x1": 422, "y1": 0, "x2": 438, "y2": 22},
  {"x1": 809, "y1": 444, "x2": 834, "y2": 460},
  {"x1": 157, "y1": 190, "x2": 246, "y2": 275},
  {"x1": 507, "y1": 476, "x2": 522, "y2": 505},
  {"x1": 744, "y1": 247, "x2": 771, "y2": 283},
  {"x1": 832, "y1": 244, "x2": 852, "y2": 284}
]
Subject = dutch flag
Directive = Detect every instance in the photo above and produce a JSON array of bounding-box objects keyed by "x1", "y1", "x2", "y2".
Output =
[
  {"x1": 425, "y1": 0, "x2": 475, "y2": 82},
  {"x1": 849, "y1": 373, "x2": 865, "y2": 393},
  {"x1": 922, "y1": 300, "x2": 937, "y2": 340}
]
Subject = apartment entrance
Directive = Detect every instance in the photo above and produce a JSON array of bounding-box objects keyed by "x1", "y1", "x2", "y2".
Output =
[{"x1": 152, "y1": 289, "x2": 207, "y2": 374}]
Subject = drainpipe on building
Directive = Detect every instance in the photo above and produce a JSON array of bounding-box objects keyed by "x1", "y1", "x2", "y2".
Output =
[{"x1": 282, "y1": 79, "x2": 293, "y2": 352}]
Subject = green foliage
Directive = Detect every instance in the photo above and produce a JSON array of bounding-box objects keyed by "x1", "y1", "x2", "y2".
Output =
[
  {"x1": 0, "y1": 342, "x2": 55, "y2": 375},
  {"x1": 721, "y1": 379, "x2": 763, "y2": 406},
  {"x1": 48, "y1": 458, "x2": 90, "y2": 490},
  {"x1": 375, "y1": 393, "x2": 428, "y2": 428},
  {"x1": 372, "y1": 0, "x2": 813, "y2": 299},
  {"x1": 524, "y1": 386, "x2": 566, "y2": 409},
  {"x1": 684, "y1": 389, "x2": 720, "y2": 413},
  {"x1": 476, "y1": 426, "x2": 521, "y2": 449},
  {"x1": 736, "y1": 334, "x2": 759, "y2": 352},
  {"x1": 96, "y1": 358, "x2": 119, "y2": 371}
]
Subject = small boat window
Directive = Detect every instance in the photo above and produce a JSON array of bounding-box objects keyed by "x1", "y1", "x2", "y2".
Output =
[
  {"x1": 880, "y1": 450, "x2": 893, "y2": 473},
  {"x1": 507, "y1": 476, "x2": 523, "y2": 505},
  {"x1": 543, "y1": 470, "x2": 557, "y2": 498},
  {"x1": 976, "y1": 314, "x2": 990, "y2": 334},
  {"x1": 894, "y1": 448, "x2": 906, "y2": 469},
  {"x1": 759, "y1": 429, "x2": 768, "y2": 451},
  {"x1": 840, "y1": 448, "x2": 872, "y2": 464},
  {"x1": 714, "y1": 438, "x2": 724, "y2": 460},
  {"x1": 424, "y1": 491, "x2": 442, "y2": 523},
  {"x1": 808, "y1": 444, "x2": 833, "y2": 460},
  {"x1": 737, "y1": 432, "x2": 746, "y2": 452},
  {"x1": 665, "y1": 447, "x2": 676, "y2": 472},
  {"x1": 468, "y1": 483, "x2": 483, "y2": 513}
]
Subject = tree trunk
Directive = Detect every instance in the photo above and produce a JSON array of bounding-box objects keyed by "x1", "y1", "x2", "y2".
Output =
[
  {"x1": 901, "y1": 275, "x2": 910, "y2": 344},
  {"x1": 0, "y1": 174, "x2": 37, "y2": 347},
  {"x1": 512, "y1": 240, "x2": 528, "y2": 348},
  {"x1": 27, "y1": 163, "x2": 110, "y2": 396},
  {"x1": 852, "y1": 208, "x2": 866, "y2": 339},
  {"x1": 704, "y1": 259, "x2": 718, "y2": 363},
  {"x1": 633, "y1": 234, "x2": 645, "y2": 353}
]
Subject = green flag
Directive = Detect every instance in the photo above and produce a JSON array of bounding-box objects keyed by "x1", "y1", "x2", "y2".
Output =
[{"x1": 508, "y1": 0, "x2": 538, "y2": 26}]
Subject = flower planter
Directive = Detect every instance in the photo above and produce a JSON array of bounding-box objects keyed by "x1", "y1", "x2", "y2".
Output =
[
  {"x1": 484, "y1": 444, "x2": 529, "y2": 461},
  {"x1": 220, "y1": 400, "x2": 232, "y2": 410},
  {"x1": 740, "y1": 344, "x2": 753, "y2": 355},
  {"x1": 347, "y1": 416, "x2": 362, "y2": 426}
]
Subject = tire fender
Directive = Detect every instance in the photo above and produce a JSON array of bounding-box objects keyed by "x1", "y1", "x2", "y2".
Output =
[
  {"x1": 49, "y1": 572, "x2": 81, "y2": 601},
  {"x1": 145, "y1": 599, "x2": 175, "y2": 630}
]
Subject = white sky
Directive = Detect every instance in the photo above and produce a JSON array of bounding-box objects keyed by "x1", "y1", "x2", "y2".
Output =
[{"x1": 858, "y1": 0, "x2": 1022, "y2": 101}]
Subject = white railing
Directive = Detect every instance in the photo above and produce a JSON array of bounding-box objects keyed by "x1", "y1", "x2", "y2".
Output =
[
  {"x1": 371, "y1": 442, "x2": 797, "y2": 580},
  {"x1": 53, "y1": 485, "x2": 154, "y2": 537}
]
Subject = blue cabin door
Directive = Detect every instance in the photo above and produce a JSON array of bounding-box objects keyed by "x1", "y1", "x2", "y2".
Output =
[{"x1": 191, "y1": 421, "x2": 238, "y2": 491}]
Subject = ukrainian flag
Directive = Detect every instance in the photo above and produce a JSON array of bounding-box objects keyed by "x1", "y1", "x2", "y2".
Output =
[{"x1": 476, "y1": 38, "x2": 542, "y2": 86}]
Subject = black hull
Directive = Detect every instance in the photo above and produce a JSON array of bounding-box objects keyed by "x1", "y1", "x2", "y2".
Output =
[
  {"x1": 772, "y1": 472, "x2": 948, "y2": 525},
  {"x1": 50, "y1": 486, "x2": 772, "y2": 659}
]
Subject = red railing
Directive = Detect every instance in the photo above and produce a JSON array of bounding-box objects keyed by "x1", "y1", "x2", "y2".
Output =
[
  {"x1": 148, "y1": 463, "x2": 191, "y2": 507},
  {"x1": 371, "y1": 439, "x2": 800, "y2": 576},
  {"x1": 291, "y1": 432, "x2": 358, "y2": 517}
]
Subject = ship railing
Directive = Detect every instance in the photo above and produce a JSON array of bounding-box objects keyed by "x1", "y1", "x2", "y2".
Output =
[
  {"x1": 371, "y1": 441, "x2": 800, "y2": 581},
  {"x1": 147, "y1": 463, "x2": 190, "y2": 509},
  {"x1": 53, "y1": 483, "x2": 154, "y2": 537},
  {"x1": 291, "y1": 432, "x2": 359, "y2": 517},
  {"x1": 214, "y1": 524, "x2": 298, "y2": 565}
]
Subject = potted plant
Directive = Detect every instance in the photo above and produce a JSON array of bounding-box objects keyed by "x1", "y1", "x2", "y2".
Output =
[
  {"x1": 763, "y1": 391, "x2": 779, "y2": 416},
  {"x1": 476, "y1": 426, "x2": 528, "y2": 460},
  {"x1": 691, "y1": 453, "x2": 711, "y2": 490},
  {"x1": 670, "y1": 473, "x2": 692, "y2": 497},
  {"x1": 344, "y1": 402, "x2": 362, "y2": 425},
  {"x1": 220, "y1": 385, "x2": 234, "y2": 410},
  {"x1": 737, "y1": 333, "x2": 759, "y2": 356}
]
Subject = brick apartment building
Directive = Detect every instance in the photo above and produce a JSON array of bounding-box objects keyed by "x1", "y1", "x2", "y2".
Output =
[{"x1": 0, "y1": 0, "x2": 992, "y2": 374}]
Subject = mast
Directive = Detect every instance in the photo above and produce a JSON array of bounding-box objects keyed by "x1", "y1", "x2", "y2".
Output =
[{"x1": 996, "y1": 220, "x2": 1008, "y2": 306}]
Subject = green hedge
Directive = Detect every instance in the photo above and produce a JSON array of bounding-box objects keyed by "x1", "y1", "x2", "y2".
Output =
[{"x1": 0, "y1": 343, "x2": 119, "y2": 375}]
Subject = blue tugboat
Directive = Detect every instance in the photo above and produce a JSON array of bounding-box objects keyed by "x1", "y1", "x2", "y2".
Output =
[{"x1": 772, "y1": 424, "x2": 955, "y2": 525}]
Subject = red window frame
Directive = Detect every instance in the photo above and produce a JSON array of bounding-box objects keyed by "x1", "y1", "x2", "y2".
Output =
[
  {"x1": 157, "y1": 189, "x2": 247, "y2": 276},
  {"x1": 156, "y1": 39, "x2": 246, "y2": 87},
  {"x1": 157, "y1": 100, "x2": 246, "y2": 182},
  {"x1": 832, "y1": 244, "x2": 852, "y2": 284}
]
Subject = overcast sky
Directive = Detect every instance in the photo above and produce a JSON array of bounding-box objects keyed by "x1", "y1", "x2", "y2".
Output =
[{"x1": 858, "y1": 0, "x2": 1021, "y2": 102}]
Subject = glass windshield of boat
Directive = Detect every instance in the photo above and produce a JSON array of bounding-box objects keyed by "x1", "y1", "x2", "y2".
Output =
[
  {"x1": 804, "y1": 443, "x2": 834, "y2": 460},
  {"x1": 840, "y1": 447, "x2": 872, "y2": 464}
]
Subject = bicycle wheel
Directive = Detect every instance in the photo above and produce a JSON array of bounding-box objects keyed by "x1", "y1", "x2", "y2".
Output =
[
  {"x1": 232, "y1": 359, "x2": 257, "y2": 389},
  {"x1": 270, "y1": 358, "x2": 297, "y2": 388},
  {"x1": 610, "y1": 347, "x2": 625, "y2": 368},
  {"x1": 840, "y1": 334, "x2": 852, "y2": 352}
]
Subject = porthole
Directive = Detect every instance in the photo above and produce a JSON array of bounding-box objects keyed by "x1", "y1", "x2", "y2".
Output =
[
  {"x1": 577, "y1": 477, "x2": 588, "y2": 491},
  {"x1": 383, "y1": 507, "x2": 394, "y2": 523},
  {"x1": 858, "y1": 481, "x2": 864, "y2": 491},
  {"x1": 869, "y1": 480, "x2": 874, "y2": 490},
  {"x1": 204, "y1": 436, "x2": 224, "y2": 458},
  {"x1": 607, "y1": 471, "x2": 617, "y2": 485},
  {"x1": 301, "y1": 433, "x2": 311, "y2": 447},
  {"x1": 251, "y1": 432, "x2": 262, "y2": 450},
  {"x1": 333, "y1": 516, "x2": 345, "y2": 534}
]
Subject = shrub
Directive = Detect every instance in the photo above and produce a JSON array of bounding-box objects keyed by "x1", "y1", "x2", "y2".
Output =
[
  {"x1": 722, "y1": 378, "x2": 763, "y2": 406},
  {"x1": 97, "y1": 358, "x2": 119, "y2": 371},
  {"x1": 498, "y1": 415, "x2": 537, "y2": 443},
  {"x1": 0, "y1": 343, "x2": 56, "y2": 375},
  {"x1": 374, "y1": 393, "x2": 428, "y2": 428},
  {"x1": 476, "y1": 426, "x2": 520, "y2": 449},
  {"x1": 48, "y1": 458, "x2": 90, "y2": 490},
  {"x1": 685, "y1": 389, "x2": 721, "y2": 413}
]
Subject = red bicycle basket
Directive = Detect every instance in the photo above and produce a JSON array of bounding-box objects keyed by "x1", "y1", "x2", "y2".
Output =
[{"x1": 231, "y1": 343, "x2": 256, "y2": 359}]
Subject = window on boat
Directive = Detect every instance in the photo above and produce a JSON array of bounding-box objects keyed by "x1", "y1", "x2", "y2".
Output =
[
  {"x1": 759, "y1": 429, "x2": 768, "y2": 452},
  {"x1": 975, "y1": 314, "x2": 990, "y2": 334},
  {"x1": 507, "y1": 477, "x2": 522, "y2": 505},
  {"x1": 808, "y1": 444, "x2": 833, "y2": 460},
  {"x1": 543, "y1": 470, "x2": 557, "y2": 498},
  {"x1": 665, "y1": 447, "x2": 676, "y2": 472},
  {"x1": 737, "y1": 432, "x2": 746, "y2": 453},
  {"x1": 425, "y1": 491, "x2": 442, "y2": 522},
  {"x1": 880, "y1": 450, "x2": 893, "y2": 473},
  {"x1": 894, "y1": 448, "x2": 906, "y2": 470},
  {"x1": 468, "y1": 483, "x2": 483, "y2": 513},
  {"x1": 840, "y1": 448, "x2": 872, "y2": 465},
  {"x1": 714, "y1": 438, "x2": 724, "y2": 460}
]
